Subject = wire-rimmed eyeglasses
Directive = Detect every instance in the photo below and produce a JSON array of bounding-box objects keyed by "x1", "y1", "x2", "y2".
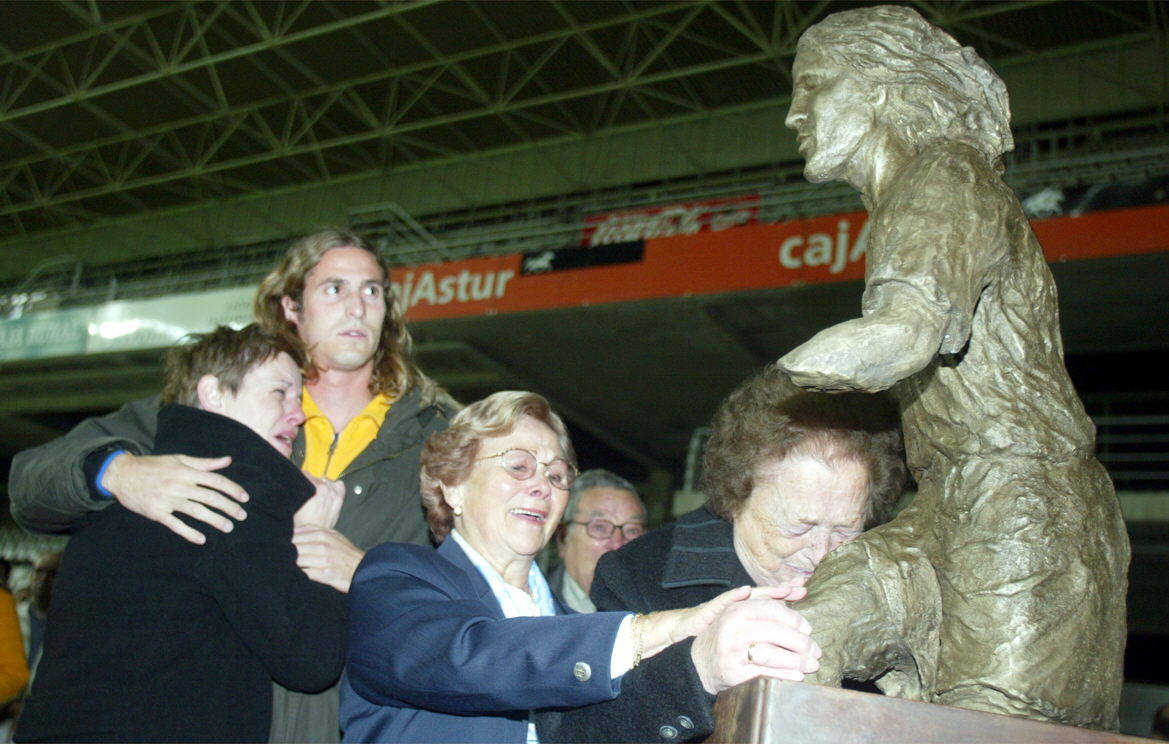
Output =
[{"x1": 476, "y1": 448, "x2": 578, "y2": 490}]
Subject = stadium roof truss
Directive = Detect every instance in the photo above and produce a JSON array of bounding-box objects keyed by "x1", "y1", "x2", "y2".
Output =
[{"x1": 0, "y1": 0, "x2": 1165, "y2": 240}]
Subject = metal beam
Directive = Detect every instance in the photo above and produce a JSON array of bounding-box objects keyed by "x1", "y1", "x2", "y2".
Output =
[
  {"x1": 0, "y1": 0, "x2": 1163, "y2": 237},
  {"x1": 0, "y1": 0, "x2": 445, "y2": 122},
  {"x1": 0, "y1": 1, "x2": 699, "y2": 172}
]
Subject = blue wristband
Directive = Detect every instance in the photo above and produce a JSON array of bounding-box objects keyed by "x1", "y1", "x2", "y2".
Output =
[{"x1": 94, "y1": 449, "x2": 128, "y2": 499}]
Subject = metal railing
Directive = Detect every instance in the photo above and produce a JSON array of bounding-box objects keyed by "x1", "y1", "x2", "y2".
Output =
[
  {"x1": 3, "y1": 108, "x2": 1168, "y2": 317},
  {"x1": 1088, "y1": 392, "x2": 1169, "y2": 492}
]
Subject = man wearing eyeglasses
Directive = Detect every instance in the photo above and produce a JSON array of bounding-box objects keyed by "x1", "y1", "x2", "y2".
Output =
[{"x1": 550, "y1": 469, "x2": 647, "y2": 613}]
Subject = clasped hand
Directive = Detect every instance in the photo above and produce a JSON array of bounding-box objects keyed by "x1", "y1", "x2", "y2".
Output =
[
  {"x1": 293, "y1": 475, "x2": 344, "y2": 529},
  {"x1": 292, "y1": 475, "x2": 364, "y2": 593}
]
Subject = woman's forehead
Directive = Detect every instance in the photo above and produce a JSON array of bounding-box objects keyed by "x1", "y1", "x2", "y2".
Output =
[
  {"x1": 238, "y1": 352, "x2": 297, "y2": 386},
  {"x1": 750, "y1": 454, "x2": 869, "y2": 512},
  {"x1": 481, "y1": 416, "x2": 562, "y2": 456}
]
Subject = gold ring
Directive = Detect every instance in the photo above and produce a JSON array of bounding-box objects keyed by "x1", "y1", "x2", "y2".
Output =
[{"x1": 747, "y1": 643, "x2": 757, "y2": 664}]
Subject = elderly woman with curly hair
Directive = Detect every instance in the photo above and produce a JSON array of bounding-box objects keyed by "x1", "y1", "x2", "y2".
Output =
[
  {"x1": 537, "y1": 366, "x2": 907, "y2": 743},
  {"x1": 339, "y1": 390, "x2": 819, "y2": 744}
]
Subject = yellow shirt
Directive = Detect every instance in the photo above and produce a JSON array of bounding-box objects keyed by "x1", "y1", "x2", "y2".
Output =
[
  {"x1": 0, "y1": 589, "x2": 29, "y2": 702},
  {"x1": 301, "y1": 389, "x2": 393, "y2": 479}
]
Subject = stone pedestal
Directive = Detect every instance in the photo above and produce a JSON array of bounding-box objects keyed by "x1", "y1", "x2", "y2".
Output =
[{"x1": 711, "y1": 680, "x2": 1152, "y2": 744}]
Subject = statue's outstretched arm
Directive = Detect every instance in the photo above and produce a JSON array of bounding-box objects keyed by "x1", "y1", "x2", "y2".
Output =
[{"x1": 778, "y1": 280, "x2": 946, "y2": 392}]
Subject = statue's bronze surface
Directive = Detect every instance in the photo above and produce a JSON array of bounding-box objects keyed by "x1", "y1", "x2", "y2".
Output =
[{"x1": 777, "y1": 5, "x2": 1130, "y2": 729}]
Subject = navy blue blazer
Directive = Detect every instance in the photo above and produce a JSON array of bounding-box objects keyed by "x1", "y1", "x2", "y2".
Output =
[{"x1": 340, "y1": 538, "x2": 629, "y2": 743}]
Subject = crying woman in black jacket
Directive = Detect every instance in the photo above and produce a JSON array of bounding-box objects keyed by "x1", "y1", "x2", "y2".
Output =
[{"x1": 16, "y1": 324, "x2": 346, "y2": 744}]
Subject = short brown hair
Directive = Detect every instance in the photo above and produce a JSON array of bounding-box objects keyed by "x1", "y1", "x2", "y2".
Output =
[
  {"x1": 162, "y1": 324, "x2": 303, "y2": 407},
  {"x1": 420, "y1": 391, "x2": 575, "y2": 542},
  {"x1": 252, "y1": 228, "x2": 435, "y2": 401},
  {"x1": 702, "y1": 366, "x2": 906, "y2": 527}
]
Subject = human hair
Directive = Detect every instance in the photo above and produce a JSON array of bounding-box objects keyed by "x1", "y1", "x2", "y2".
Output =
[
  {"x1": 420, "y1": 391, "x2": 575, "y2": 542},
  {"x1": 702, "y1": 365, "x2": 906, "y2": 528},
  {"x1": 32, "y1": 551, "x2": 62, "y2": 613},
  {"x1": 563, "y1": 469, "x2": 644, "y2": 523},
  {"x1": 800, "y1": 4, "x2": 1013, "y2": 165},
  {"x1": 162, "y1": 324, "x2": 304, "y2": 407},
  {"x1": 1153, "y1": 703, "x2": 1169, "y2": 740},
  {"x1": 252, "y1": 228, "x2": 435, "y2": 401}
]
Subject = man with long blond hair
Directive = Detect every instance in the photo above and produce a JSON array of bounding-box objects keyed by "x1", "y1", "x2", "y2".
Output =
[{"x1": 9, "y1": 228, "x2": 451, "y2": 743}]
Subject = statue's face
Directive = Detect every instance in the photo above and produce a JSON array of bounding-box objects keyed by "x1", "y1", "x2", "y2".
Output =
[{"x1": 785, "y1": 47, "x2": 877, "y2": 184}]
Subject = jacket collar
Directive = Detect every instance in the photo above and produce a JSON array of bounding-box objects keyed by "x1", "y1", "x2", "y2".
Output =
[
  {"x1": 438, "y1": 536, "x2": 571, "y2": 617},
  {"x1": 660, "y1": 506, "x2": 753, "y2": 590},
  {"x1": 437, "y1": 535, "x2": 504, "y2": 618}
]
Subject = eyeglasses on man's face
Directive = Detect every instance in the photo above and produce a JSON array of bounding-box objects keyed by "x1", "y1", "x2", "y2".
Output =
[
  {"x1": 570, "y1": 518, "x2": 647, "y2": 541},
  {"x1": 477, "y1": 448, "x2": 578, "y2": 490}
]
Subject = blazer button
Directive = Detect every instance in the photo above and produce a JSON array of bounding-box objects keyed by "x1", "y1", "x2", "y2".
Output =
[
  {"x1": 677, "y1": 716, "x2": 693, "y2": 730},
  {"x1": 353, "y1": 485, "x2": 363, "y2": 495},
  {"x1": 659, "y1": 724, "x2": 678, "y2": 740},
  {"x1": 573, "y1": 661, "x2": 592, "y2": 682}
]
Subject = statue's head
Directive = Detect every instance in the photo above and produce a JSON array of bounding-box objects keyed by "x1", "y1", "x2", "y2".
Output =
[{"x1": 786, "y1": 5, "x2": 1013, "y2": 182}]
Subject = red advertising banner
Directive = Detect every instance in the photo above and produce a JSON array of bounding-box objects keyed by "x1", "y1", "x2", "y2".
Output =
[
  {"x1": 394, "y1": 203, "x2": 1169, "y2": 322},
  {"x1": 581, "y1": 194, "x2": 759, "y2": 247}
]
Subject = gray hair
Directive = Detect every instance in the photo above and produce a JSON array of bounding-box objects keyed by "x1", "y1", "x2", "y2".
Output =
[
  {"x1": 800, "y1": 4, "x2": 1013, "y2": 164},
  {"x1": 563, "y1": 469, "x2": 644, "y2": 523}
]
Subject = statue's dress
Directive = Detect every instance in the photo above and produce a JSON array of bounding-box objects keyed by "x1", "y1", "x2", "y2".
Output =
[{"x1": 794, "y1": 142, "x2": 1129, "y2": 730}]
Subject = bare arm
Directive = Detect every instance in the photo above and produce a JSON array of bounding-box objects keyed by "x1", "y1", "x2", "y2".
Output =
[
  {"x1": 778, "y1": 281, "x2": 946, "y2": 392},
  {"x1": 781, "y1": 148, "x2": 1008, "y2": 393}
]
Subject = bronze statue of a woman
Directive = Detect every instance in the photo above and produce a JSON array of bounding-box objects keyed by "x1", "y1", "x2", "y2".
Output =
[{"x1": 778, "y1": 5, "x2": 1129, "y2": 730}]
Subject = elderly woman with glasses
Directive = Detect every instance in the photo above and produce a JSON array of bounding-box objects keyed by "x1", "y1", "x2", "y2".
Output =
[
  {"x1": 537, "y1": 367, "x2": 906, "y2": 743},
  {"x1": 340, "y1": 391, "x2": 820, "y2": 744}
]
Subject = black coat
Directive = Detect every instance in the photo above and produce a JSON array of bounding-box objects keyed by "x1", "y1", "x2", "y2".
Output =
[
  {"x1": 15, "y1": 405, "x2": 347, "y2": 743},
  {"x1": 8, "y1": 387, "x2": 450, "y2": 744},
  {"x1": 537, "y1": 506, "x2": 750, "y2": 744}
]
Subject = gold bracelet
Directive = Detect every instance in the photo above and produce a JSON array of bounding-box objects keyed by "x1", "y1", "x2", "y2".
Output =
[{"x1": 631, "y1": 613, "x2": 650, "y2": 668}]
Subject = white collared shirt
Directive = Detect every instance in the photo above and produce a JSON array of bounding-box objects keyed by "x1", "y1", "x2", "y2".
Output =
[
  {"x1": 451, "y1": 529, "x2": 557, "y2": 617},
  {"x1": 558, "y1": 570, "x2": 597, "y2": 614}
]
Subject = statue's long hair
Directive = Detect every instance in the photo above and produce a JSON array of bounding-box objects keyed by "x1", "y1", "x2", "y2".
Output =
[{"x1": 802, "y1": 5, "x2": 1013, "y2": 168}]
